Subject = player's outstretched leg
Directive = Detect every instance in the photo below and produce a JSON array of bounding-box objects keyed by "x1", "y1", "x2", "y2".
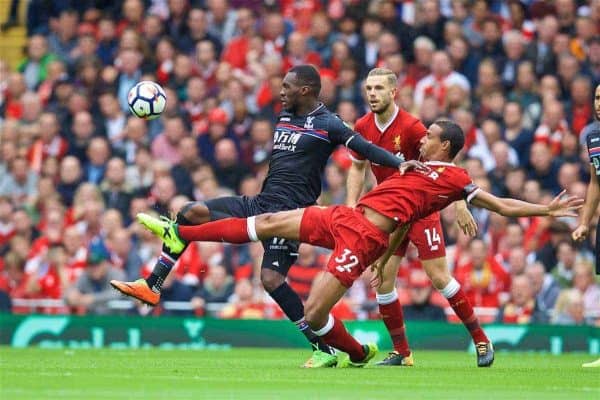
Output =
[
  {"x1": 582, "y1": 358, "x2": 600, "y2": 368},
  {"x1": 261, "y1": 267, "x2": 335, "y2": 368},
  {"x1": 424, "y1": 257, "x2": 494, "y2": 367},
  {"x1": 373, "y1": 255, "x2": 414, "y2": 367},
  {"x1": 111, "y1": 203, "x2": 206, "y2": 304},
  {"x1": 305, "y1": 272, "x2": 378, "y2": 368}
]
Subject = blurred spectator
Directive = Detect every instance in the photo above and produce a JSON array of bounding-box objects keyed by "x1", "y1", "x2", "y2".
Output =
[
  {"x1": 551, "y1": 240, "x2": 580, "y2": 288},
  {"x1": 320, "y1": 163, "x2": 347, "y2": 206},
  {"x1": 527, "y1": 142, "x2": 561, "y2": 194},
  {"x1": 84, "y1": 137, "x2": 111, "y2": 184},
  {"x1": 67, "y1": 111, "x2": 98, "y2": 164},
  {"x1": 100, "y1": 157, "x2": 133, "y2": 219},
  {"x1": 107, "y1": 228, "x2": 142, "y2": 282},
  {"x1": 525, "y1": 15, "x2": 559, "y2": 77},
  {"x1": 403, "y1": 269, "x2": 446, "y2": 321},
  {"x1": 220, "y1": 279, "x2": 265, "y2": 319},
  {"x1": 48, "y1": 9, "x2": 79, "y2": 66},
  {"x1": 18, "y1": 35, "x2": 58, "y2": 90},
  {"x1": 496, "y1": 274, "x2": 548, "y2": 324},
  {"x1": 534, "y1": 100, "x2": 571, "y2": 156},
  {"x1": 0, "y1": 156, "x2": 38, "y2": 204},
  {"x1": 28, "y1": 112, "x2": 68, "y2": 172},
  {"x1": 454, "y1": 238, "x2": 511, "y2": 308},
  {"x1": 213, "y1": 138, "x2": 248, "y2": 192},
  {"x1": 156, "y1": 270, "x2": 195, "y2": 317},
  {"x1": 198, "y1": 108, "x2": 235, "y2": 167},
  {"x1": 414, "y1": 50, "x2": 470, "y2": 109},
  {"x1": 65, "y1": 239, "x2": 125, "y2": 315},
  {"x1": 191, "y1": 264, "x2": 235, "y2": 315},
  {"x1": 552, "y1": 288, "x2": 586, "y2": 325},
  {"x1": 287, "y1": 244, "x2": 324, "y2": 302},
  {"x1": 572, "y1": 261, "x2": 600, "y2": 322},
  {"x1": 57, "y1": 156, "x2": 83, "y2": 207},
  {"x1": 526, "y1": 261, "x2": 560, "y2": 316}
]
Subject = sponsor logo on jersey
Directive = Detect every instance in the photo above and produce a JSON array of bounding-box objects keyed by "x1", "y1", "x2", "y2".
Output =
[
  {"x1": 280, "y1": 117, "x2": 291, "y2": 122},
  {"x1": 273, "y1": 129, "x2": 302, "y2": 152}
]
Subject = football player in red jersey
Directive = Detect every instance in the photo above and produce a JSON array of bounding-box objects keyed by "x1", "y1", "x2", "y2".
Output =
[
  {"x1": 135, "y1": 120, "x2": 581, "y2": 368},
  {"x1": 346, "y1": 68, "x2": 485, "y2": 366}
]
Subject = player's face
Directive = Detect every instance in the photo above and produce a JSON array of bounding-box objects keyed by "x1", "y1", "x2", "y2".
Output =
[
  {"x1": 419, "y1": 124, "x2": 444, "y2": 160},
  {"x1": 594, "y1": 84, "x2": 600, "y2": 120},
  {"x1": 280, "y1": 72, "x2": 305, "y2": 112},
  {"x1": 364, "y1": 75, "x2": 396, "y2": 114}
]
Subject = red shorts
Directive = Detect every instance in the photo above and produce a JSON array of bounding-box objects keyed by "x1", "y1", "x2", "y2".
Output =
[
  {"x1": 299, "y1": 206, "x2": 389, "y2": 287},
  {"x1": 395, "y1": 211, "x2": 446, "y2": 260}
]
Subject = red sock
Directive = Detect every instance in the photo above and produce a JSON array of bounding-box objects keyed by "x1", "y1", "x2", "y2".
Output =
[
  {"x1": 379, "y1": 300, "x2": 411, "y2": 357},
  {"x1": 177, "y1": 218, "x2": 250, "y2": 243},
  {"x1": 320, "y1": 317, "x2": 365, "y2": 362},
  {"x1": 448, "y1": 288, "x2": 489, "y2": 344}
]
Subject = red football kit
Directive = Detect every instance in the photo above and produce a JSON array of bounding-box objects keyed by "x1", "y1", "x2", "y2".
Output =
[
  {"x1": 349, "y1": 108, "x2": 446, "y2": 260},
  {"x1": 300, "y1": 162, "x2": 479, "y2": 286}
]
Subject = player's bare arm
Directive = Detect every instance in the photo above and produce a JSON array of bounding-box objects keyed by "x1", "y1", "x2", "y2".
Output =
[
  {"x1": 573, "y1": 165, "x2": 600, "y2": 241},
  {"x1": 470, "y1": 189, "x2": 583, "y2": 218},
  {"x1": 345, "y1": 160, "x2": 368, "y2": 206},
  {"x1": 454, "y1": 200, "x2": 478, "y2": 237},
  {"x1": 370, "y1": 224, "x2": 410, "y2": 288}
]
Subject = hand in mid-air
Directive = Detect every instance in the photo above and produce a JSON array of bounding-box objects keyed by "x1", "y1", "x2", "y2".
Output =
[
  {"x1": 399, "y1": 160, "x2": 430, "y2": 175},
  {"x1": 572, "y1": 224, "x2": 589, "y2": 242},
  {"x1": 369, "y1": 261, "x2": 384, "y2": 289},
  {"x1": 547, "y1": 190, "x2": 584, "y2": 217},
  {"x1": 456, "y1": 203, "x2": 478, "y2": 237}
]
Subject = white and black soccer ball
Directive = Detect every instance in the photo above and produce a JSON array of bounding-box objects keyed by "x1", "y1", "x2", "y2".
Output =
[{"x1": 127, "y1": 81, "x2": 167, "y2": 120}]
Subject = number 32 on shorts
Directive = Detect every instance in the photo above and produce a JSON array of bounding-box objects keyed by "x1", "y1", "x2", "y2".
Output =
[
  {"x1": 424, "y1": 228, "x2": 441, "y2": 251},
  {"x1": 335, "y1": 248, "x2": 359, "y2": 273}
]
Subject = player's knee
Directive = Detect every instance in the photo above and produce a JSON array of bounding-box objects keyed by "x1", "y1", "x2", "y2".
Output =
[
  {"x1": 377, "y1": 277, "x2": 397, "y2": 294},
  {"x1": 423, "y1": 260, "x2": 451, "y2": 290},
  {"x1": 255, "y1": 213, "x2": 278, "y2": 233},
  {"x1": 180, "y1": 202, "x2": 209, "y2": 224},
  {"x1": 261, "y1": 268, "x2": 284, "y2": 292},
  {"x1": 304, "y1": 300, "x2": 325, "y2": 329}
]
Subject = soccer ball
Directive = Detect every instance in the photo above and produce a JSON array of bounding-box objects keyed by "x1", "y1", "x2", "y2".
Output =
[{"x1": 127, "y1": 81, "x2": 167, "y2": 120}]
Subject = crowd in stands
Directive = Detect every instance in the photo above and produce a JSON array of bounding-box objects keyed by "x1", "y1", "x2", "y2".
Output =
[{"x1": 0, "y1": 0, "x2": 599, "y2": 326}]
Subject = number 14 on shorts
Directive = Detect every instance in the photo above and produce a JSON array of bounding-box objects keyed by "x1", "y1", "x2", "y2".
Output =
[
  {"x1": 335, "y1": 248, "x2": 359, "y2": 273},
  {"x1": 424, "y1": 228, "x2": 441, "y2": 251}
]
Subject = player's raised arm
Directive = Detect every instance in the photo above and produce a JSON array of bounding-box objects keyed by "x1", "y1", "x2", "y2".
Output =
[
  {"x1": 345, "y1": 133, "x2": 404, "y2": 169},
  {"x1": 470, "y1": 189, "x2": 583, "y2": 218},
  {"x1": 328, "y1": 116, "x2": 404, "y2": 170},
  {"x1": 572, "y1": 164, "x2": 600, "y2": 241}
]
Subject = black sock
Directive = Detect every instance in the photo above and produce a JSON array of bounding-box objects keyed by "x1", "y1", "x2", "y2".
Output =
[
  {"x1": 269, "y1": 283, "x2": 333, "y2": 354},
  {"x1": 147, "y1": 211, "x2": 196, "y2": 291},
  {"x1": 145, "y1": 252, "x2": 175, "y2": 293}
]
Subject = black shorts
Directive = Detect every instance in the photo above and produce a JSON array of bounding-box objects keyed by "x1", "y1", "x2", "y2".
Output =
[{"x1": 204, "y1": 195, "x2": 301, "y2": 276}]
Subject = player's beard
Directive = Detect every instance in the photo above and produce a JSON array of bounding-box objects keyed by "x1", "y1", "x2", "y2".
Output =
[{"x1": 372, "y1": 99, "x2": 393, "y2": 115}]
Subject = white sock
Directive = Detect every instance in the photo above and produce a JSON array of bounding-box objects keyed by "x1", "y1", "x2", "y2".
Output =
[
  {"x1": 313, "y1": 314, "x2": 335, "y2": 336},
  {"x1": 246, "y1": 216, "x2": 259, "y2": 241},
  {"x1": 376, "y1": 290, "x2": 398, "y2": 305},
  {"x1": 440, "y1": 278, "x2": 460, "y2": 298}
]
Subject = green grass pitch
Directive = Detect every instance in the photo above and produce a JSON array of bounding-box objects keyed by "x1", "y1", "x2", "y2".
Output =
[{"x1": 1, "y1": 347, "x2": 598, "y2": 400}]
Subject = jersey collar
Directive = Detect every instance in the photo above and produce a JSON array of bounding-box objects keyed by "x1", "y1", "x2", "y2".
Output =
[
  {"x1": 307, "y1": 102, "x2": 325, "y2": 116},
  {"x1": 374, "y1": 105, "x2": 399, "y2": 134}
]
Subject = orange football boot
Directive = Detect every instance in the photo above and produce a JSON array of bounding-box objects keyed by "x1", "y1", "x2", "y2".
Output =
[{"x1": 110, "y1": 279, "x2": 160, "y2": 306}]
